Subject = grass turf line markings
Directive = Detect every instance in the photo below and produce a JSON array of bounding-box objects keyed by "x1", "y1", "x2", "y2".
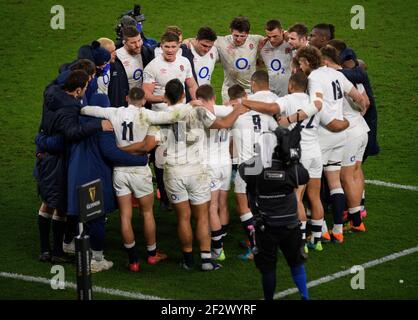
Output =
[
  {"x1": 1, "y1": 246, "x2": 417, "y2": 300},
  {"x1": 273, "y1": 246, "x2": 418, "y2": 299},
  {"x1": 0, "y1": 272, "x2": 166, "y2": 300},
  {"x1": 365, "y1": 180, "x2": 418, "y2": 192}
]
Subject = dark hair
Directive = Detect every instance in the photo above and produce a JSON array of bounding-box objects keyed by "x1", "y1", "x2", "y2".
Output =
[
  {"x1": 122, "y1": 26, "x2": 140, "y2": 40},
  {"x1": 70, "y1": 59, "x2": 96, "y2": 76},
  {"x1": 313, "y1": 23, "x2": 335, "y2": 40},
  {"x1": 251, "y1": 70, "x2": 269, "y2": 85},
  {"x1": 289, "y1": 72, "x2": 308, "y2": 91},
  {"x1": 161, "y1": 32, "x2": 180, "y2": 43},
  {"x1": 288, "y1": 23, "x2": 308, "y2": 37},
  {"x1": 196, "y1": 84, "x2": 215, "y2": 101},
  {"x1": 230, "y1": 16, "x2": 250, "y2": 33},
  {"x1": 165, "y1": 79, "x2": 184, "y2": 104},
  {"x1": 327, "y1": 39, "x2": 347, "y2": 53},
  {"x1": 227, "y1": 84, "x2": 246, "y2": 100},
  {"x1": 320, "y1": 45, "x2": 341, "y2": 65},
  {"x1": 62, "y1": 70, "x2": 89, "y2": 92},
  {"x1": 129, "y1": 87, "x2": 145, "y2": 101},
  {"x1": 196, "y1": 27, "x2": 217, "y2": 41},
  {"x1": 265, "y1": 19, "x2": 282, "y2": 31},
  {"x1": 296, "y1": 46, "x2": 322, "y2": 70}
]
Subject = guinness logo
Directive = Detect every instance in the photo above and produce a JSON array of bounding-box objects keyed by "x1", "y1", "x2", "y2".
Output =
[{"x1": 89, "y1": 187, "x2": 96, "y2": 202}]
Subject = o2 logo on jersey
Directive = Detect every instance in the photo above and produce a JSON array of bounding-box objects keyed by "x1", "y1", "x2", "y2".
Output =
[
  {"x1": 198, "y1": 67, "x2": 210, "y2": 80},
  {"x1": 270, "y1": 59, "x2": 285, "y2": 74},
  {"x1": 235, "y1": 58, "x2": 250, "y2": 70},
  {"x1": 133, "y1": 68, "x2": 143, "y2": 81},
  {"x1": 103, "y1": 73, "x2": 110, "y2": 85}
]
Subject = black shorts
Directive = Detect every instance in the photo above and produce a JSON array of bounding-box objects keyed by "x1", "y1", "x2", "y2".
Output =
[{"x1": 254, "y1": 223, "x2": 304, "y2": 273}]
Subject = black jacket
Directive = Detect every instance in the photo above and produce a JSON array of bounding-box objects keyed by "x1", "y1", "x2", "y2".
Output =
[
  {"x1": 37, "y1": 85, "x2": 102, "y2": 211},
  {"x1": 108, "y1": 45, "x2": 155, "y2": 107}
]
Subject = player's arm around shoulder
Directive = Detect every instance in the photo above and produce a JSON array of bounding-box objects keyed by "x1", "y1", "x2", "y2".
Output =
[
  {"x1": 80, "y1": 106, "x2": 117, "y2": 120},
  {"x1": 210, "y1": 104, "x2": 249, "y2": 129}
]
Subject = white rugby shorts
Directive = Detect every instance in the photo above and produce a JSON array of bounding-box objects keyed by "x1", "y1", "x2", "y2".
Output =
[
  {"x1": 342, "y1": 133, "x2": 368, "y2": 167},
  {"x1": 113, "y1": 166, "x2": 154, "y2": 198},
  {"x1": 163, "y1": 170, "x2": 211, "y2": 205}
]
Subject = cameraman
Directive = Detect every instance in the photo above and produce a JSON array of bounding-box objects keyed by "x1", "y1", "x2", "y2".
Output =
[{"x1": 239, "y1": 126, "x2": 309, "y2": 300}]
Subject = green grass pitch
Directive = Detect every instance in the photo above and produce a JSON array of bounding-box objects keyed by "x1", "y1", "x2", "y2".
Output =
[{"x1": 0, "y1": 0, "x2": 417, "y2": 300}]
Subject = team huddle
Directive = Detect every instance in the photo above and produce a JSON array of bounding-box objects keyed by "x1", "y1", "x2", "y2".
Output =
[{"x1": 35, "y1": 15, "x2": 379, "y2": 299}]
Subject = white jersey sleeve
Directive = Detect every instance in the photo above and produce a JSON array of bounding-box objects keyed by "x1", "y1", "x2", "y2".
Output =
[
  {"x1": 141, "y1": 104, "x2": 192, "y2": 125},
  {"x1": 213, "y1": 105, "x2": 233, "y2": 117},
  {"x1": 80, "y1": 106, "x2": 117, "y2": 119}
]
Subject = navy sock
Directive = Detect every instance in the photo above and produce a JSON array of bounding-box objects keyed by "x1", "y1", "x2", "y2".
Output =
[
  {"x1": 87, "y1": 215, "x2": 105, "y2": 251},
  {"x1": 290, "y1": 264, "x2": 309, "y2": 300},
  {"x1": 38, "y1": 215, "x2": 51, "y2": 253},
  {"x1": 261, "y1": 271, "x2": 276, "y2": 300},
  {"x1": 211, "y1": 229, "x2": 223, "y2": 250},
  {"x1": 125, "y1": 245, "x2": 138, "y2": 264},
  {"x1": 330, "y1": 192, "x2": 345, "y2": 225},
  {"x1": 51, "y1": 219, "x2": 66, "y2": 256},
  {"x1": 183, "y1": 251, "x2": 194, "y2": 267},
  {"x1": 64, "y1": 215, "x2": 78, "y2": 244},
  {"x1": 221, "y1": 224, "x2": 229, "y2": 238},
  {"x1": 350, "y1": 210, "x2": 362, "y2": 226}
]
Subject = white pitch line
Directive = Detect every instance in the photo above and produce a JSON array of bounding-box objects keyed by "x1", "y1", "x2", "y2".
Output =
[
  {"x1": 274, "y1": 246, "x2": 418, "y2": 299},
  {"x1": 0, "y1": 272, "x2": 166, "y2": 300},
  {"x1": 365, "y1": 179, "x2": 418, "y2": 191}
]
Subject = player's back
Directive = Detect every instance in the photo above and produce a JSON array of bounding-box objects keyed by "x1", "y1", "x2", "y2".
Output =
[
  {"x1": 107, "y1": 106, "x2": 151, "y2": 148},
  {"x1": 278, "y1": 92, "x2": 321, "y2": 159},
  {"x1": 232, "y1": 91, "x2": 278, "y2": 164},
  {"x1": 205, "y1": 105, "x2": 233, "y2": 167},
  {"x1": 309, "y1": 66, "x2": 346, "y2": 120}
]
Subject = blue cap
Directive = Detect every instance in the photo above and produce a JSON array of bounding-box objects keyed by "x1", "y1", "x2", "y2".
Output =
[{"x1": 340, "y1": 47, "x2": 357, "y2": 63}]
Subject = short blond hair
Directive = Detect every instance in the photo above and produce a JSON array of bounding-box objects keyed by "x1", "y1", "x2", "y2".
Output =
[{"x1": 97, "y1": 37, "x2": 115, "y2": 51}]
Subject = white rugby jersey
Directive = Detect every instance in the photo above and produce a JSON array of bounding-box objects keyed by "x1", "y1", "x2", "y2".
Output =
[
  {"x1": 116, "y1": 47, "x2": 144, "y2": 90},
  {"x1": 191, "y1": 44, "x2": 219, "y2": 86},
  {"x1": 260, "y1": 41, "x2": 293, "y2": 97},
  {"x1": 232, "y1": 90, "x2": 278, "y2": 164},
  {"x1": 97, "y1": 65, "x2": 110, "y2": 95},
  {"x1": 143, "y1": 55, "x2": 193, "y2": 111},
  {"x1": 204, "y1": 105, "x2": 233, "y2": 167},
  {"x1": 309, "y1": 66, "x2": 353, "y2": 150},
  {"x1": 215, "y1": 34, "x2": 263, "y2": 92},
  {"x1": 343, "y1": 83, "x2": 370, "y2": 139},
  {"x1": 80, "y1": 103, "x2": 192, "y2": 150},
  {"x1": 277, "y1": 92, "x2": 321, "y2": 159},
  {"x1": 159, "y1": 105, "x2": 216, "y2": 173}
]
